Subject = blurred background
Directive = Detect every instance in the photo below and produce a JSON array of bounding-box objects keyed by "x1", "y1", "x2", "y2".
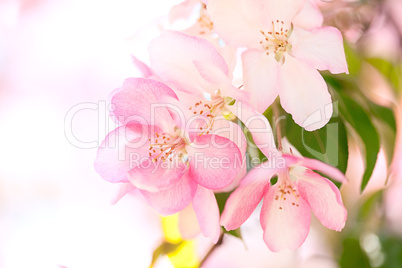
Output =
[{"x1": 0, "y1": 0, "x2": 402, "y2": 267}]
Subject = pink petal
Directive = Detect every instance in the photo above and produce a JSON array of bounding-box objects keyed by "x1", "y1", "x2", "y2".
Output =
[
  {"x1": 148, "y1": 31, "x2": 228, "y2": 94},
  {"x1": 111, "y1": 78, "x2": 177, "y2": 131},
  {"x1": 220, "y1": 164, "x2": 274, "y2": 230},
  {"x1": 203, "y1": 116, "x2": 247, "y2": 156},
  {"x1": 131, "y1": 55, "x2": 155, "y2": 79},
  {"x1": 187, "y1": 134, "x2": 242, "y2": 190},
  {"x1": 94, "y1": 125, "x2": 149, "y2": 183},
  {"x1": 193, "y1": 59, "x2": 234, "y2": 96},
  {"x1": 263, "y1": 0, "x2": 304, "y2": 25},
  {"x1": 169, "y1": 0, "x2": 200, "y2": 24},
  {"x1": 219, "y1": 160, "x2": 247, "y2": 193},
  {"x1": 292, "y1": 27, "x2": 349, "y2": 74},
  {"x1": 296, "y1": 170, "x2": 347, "y2": 231},
  {"x1": 279, "y1": 56, "x2": 333, "y2": 131},
  {"x1": 192, "y1": 186, "x2": 221, "y2": 243},
  {"x1": 178, "y1": 204, "x2": 201, "y2": 240},
  {"x1": 139, "y1": 172, "x2": 197, "y2": 215},
  {"x1": 260, "y1": 184, "x2": 311, "y2": 252},
  {"x1": 111, "y1": 183, "x2": 137, "y2": 205},
  {"x1": 228, "y1": 101, "x2": 278, "y2": 158},
  {"x1": 293, "y1": 0, "x2": 323, "y2": 29},
  {"x1": 207, "y1": 0, "x2": 266, "y2": 49},
  {"x1": 128, "y1": 159, "x2": 187, "y2": 192},
  {"x1": 242, "y1": 49, "x2": 279, "y2": 114},
  {"x1": 204, "y1": 119, "x2": 247, "y2": 192},
  {"x1": 284, "y1": 154, "x2": 348, "y2": 183}
]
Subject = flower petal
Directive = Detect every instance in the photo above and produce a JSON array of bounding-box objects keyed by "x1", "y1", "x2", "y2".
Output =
[
  {"x1": 220, "y1": 164, "x2": 274, "y2": 231},
  {"x1": 260, "y1": 184, "x2": 311, "y2": 252},
  {"x1": 139, "y1": 172, "x2": 197, "y2": 215},
  {"x1": 111, "y1": 78, "x2": 177, "y2": 131},
  {"x1": 169, "y1": 0, "x2": 200, "y2": 24},
  {"x1": 242, "y1": 49, "x2": 279, "y2": 113},
  {"x1": 131, "y1": 55, "x2": 156, "y2": 79},
  {"x1": 295, "y1": 170, "x2": 347, "y2": 231},
  {"x1": 192, "y1": 59, "x2": 236, "y2": 97},
  {"x1": 192, "y1": 186, "x2": 221, "y2": 243},
  {"x1": 279, "y1": 56, "x2": 333, "y2": 131},
  {"x1": 111, "y1": 183, "x2": 137, "y2": 205},
  {"x1": 292, "y1": 27, "x2": 348, "y2": 74},
  {"x1": 204, "y1": 118, "x2": 247, "y2": 192},
  {"x1": 263, "y1": 0, "x2": 304, "y2": 25},
  {"x1": 187, "y1": 134, "x2": 242, "y2": 190},
  {"x1": 228, "y1": 101, "x2": 278, "y2": 158},
  {"x1": 208, "y1": 0, "x2": 267, "y2": 49},
  {"x1": 94, "y1": 125, "x2": 149, "y2": 183},
  {"x1": 284, "y1": 154, "x2": 348, "y2": 183},
  {"x1": 178, "y1": 204, "x2": 201, "y2": 240},
  {"x1": 128, "y1": 159, "x2": 187, "y2": 192},
  {"x1": 203, "y1": 115, "x2": 247, "y2": 156},
  {"x1": 148, "y1": 31, "x2": 228, "y2": 94},
  {"x1": 293, "y1": 0, "x2": 323, "y2": 29}
]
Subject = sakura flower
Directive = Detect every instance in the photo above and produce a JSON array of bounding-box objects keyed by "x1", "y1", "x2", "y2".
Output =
[
  {"x1": 148, "y1": 30, "x2": 277, "y2": 157},
  {"x1": 169, "y1": 0, "x2": 238, "y2": 78},
  {"x1": 220, "y1": 153, "x2": 347, "y2": 251},
  {"x1": 169, "y1": 0, "x2": 213, "y2": 37},
  {"x1": 95, "y1": 77, "x2": 243, "y2": 242},
  {"x1": 208, "y1": 0, "x2": 349, "y2": 131}
]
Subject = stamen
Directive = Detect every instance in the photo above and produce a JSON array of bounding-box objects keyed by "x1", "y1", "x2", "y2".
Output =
[
  {"x1": 148, "y1": 132, "x2": 187, "y2": 162},
  {"x1": 259, "y1": 19, "x2": 292, "y2": 62},
  {"x1": 188, "y1": 96, "x2": 225, "y2": 137},
  {"x1": 274, "y1": 172, "x2": 301, "y2": 210}
]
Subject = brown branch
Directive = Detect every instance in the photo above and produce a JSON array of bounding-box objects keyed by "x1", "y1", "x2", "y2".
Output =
[
  {"x1": 273, "y1": 100, "x2": 283, "y2": 151},
  {"x1": 198, "y1": 233, "x2": 224, "y2": 267}
]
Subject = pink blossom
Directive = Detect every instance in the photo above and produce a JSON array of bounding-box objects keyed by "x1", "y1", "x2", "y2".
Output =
[
  {"x1": 208, "y1": 0, "x2": 349, "y2": 131},
  {"x1": 148, "y1": 30, "x2": 277, "y2": 157},
  {"x1": 220, "y1": 154, "x2": 347, "y2": 251},
  {"x1": 95, "y1": 78, "x2": 243, "y2": 242},
  {"x1": 168, "y1": 1, "x2": 237, "y2": 72},
  {"x1": 169, "y1": 0, "x2": 212, "y2": 37}
]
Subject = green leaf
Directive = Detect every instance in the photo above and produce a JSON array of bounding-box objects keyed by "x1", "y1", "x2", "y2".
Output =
[
  {"x1": 150, "y1": 241, "x2": 183, "y2": 267},
  {"x1": 340, "y1": 238, "x2": 372, "y2": 268},
  {"x1": 368, "y1": 102, "x2": 396, "y2": 132},
  {"x1": 335, "y1": 93, "x2": 380, "y2": 193},
  {"x1": 215, "y1": 192, "x2": 232, "y2": 215},
  {"x1": 325, "y1": 75, "x2": 396, "y2": 167},
  {"x1": 273, "y1": 105, "x2": 349, "y2": 175},
  {"x1": 380, "y1": 234, "x2": 402, "y2": 268},
  {"x1": 366, "y1": 58, "x2": 401, "y2": 93},
  {"x1": 358, "y1": 191, "x2": 383, "y2": 221},
  {"x1": 225, "y1": 227, "x2": 243, "y2": 240},
  {"x1": 368, "y1": 102, "x2": 397, "y2": 165},
  {"x1": 345, "y1": 43, "x2": 362, "y2": 76}
]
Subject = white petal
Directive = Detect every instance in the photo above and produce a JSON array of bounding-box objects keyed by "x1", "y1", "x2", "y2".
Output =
[
  {"x1": 279, "y1": 56, "x2": 332, "y2": 131},
  {"x1": 292, "y1": 27, "x2": 349, "y2": 74},
  {"x1": 242, "y1": 49, "x2": 279, "y2": 113}
]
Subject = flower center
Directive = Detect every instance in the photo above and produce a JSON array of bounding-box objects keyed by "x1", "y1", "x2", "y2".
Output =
[
  {"x1": 148, "y1": 130, "x2": 187, "y2": 162},
  {"x1": 197, "y1": 6, "x2": 213, "y2": 35},
  {"x1": 188, "y1": 94, "x2": 226, "y2": 136},
  {"x1": 259, "y1": 20, "x2": 293, "y2": 63},
  {"x1": 274, "y1": 171, "x2": 300, "y2": 210}
]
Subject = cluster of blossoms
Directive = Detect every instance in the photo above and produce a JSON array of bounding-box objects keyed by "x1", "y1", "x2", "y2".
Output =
[{"x1": 95, "y1": 0, "x2": 349, "y2": 251}]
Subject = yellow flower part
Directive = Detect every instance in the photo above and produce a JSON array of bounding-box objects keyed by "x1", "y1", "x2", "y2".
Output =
[
  {"x1": 162, "y1": 215, "x2": 199, "y2": 268},
  {"x1": 162, "y1": 214, "x2": 182, "y2": 244}
]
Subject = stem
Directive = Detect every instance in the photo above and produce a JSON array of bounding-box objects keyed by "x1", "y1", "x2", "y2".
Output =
[
  {"x1": 273, "y1": 100, "x2": 283, "y2": 151},
  {"x1": 198, "y1": 233, "x2": 224, "y2": 267}
]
